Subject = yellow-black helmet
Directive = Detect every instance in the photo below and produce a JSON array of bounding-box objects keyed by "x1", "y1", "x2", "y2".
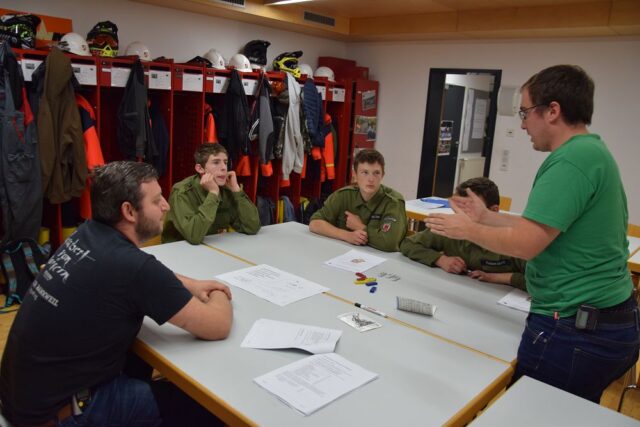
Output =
[
  {"x1": 272, "y1": 51, "x2": 303, "y2": 78},
  {"x1": 86, "y1": 21, "x2": 119, "y2": 58}
]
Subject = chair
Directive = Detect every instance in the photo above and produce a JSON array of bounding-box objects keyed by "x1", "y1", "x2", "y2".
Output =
[
  {"x1": 617, "y1": 359, "x2": 640, "y2": 412},
  {"x1": 499, "y1": 196, "x2": 512, "y2": 212},
  {"x1": 617, "y1": 280, "x2": 640, "y2": 412},
  {"x1": 140, "y1": 235, "x2": 162, "y2": 248}
]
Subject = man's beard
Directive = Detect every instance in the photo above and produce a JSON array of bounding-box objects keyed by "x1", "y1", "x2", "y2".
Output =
[{"x1": 136, "y1": 213, "x2": 162, "y2": 243}]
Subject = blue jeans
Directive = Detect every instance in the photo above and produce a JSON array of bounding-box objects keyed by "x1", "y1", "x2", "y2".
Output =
[
  {"x1": 514, "y1": 297, "x2": 640, "y2": 402},
  {"x1": 57, "y1": 374, "x2": 161, "y2": 427}
]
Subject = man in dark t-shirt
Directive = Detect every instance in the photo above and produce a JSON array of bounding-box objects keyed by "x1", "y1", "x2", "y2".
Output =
[{"x1": 0, "y1": 161, "x2": 233, "y2": 426}]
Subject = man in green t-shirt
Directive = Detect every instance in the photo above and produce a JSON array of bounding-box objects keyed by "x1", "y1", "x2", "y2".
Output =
[
  {"x1": 425, "y1": 65, "x2": 638, "y2": 403},
  {"x1": 309, "y1": 149, "x2": 407, "y2": 252},
  {"x1": 401, "y1": 177, "x2": 526, "y2": 290},
  {"x1": 162, "y1": 143, "x2": 260, "y2": 244}
]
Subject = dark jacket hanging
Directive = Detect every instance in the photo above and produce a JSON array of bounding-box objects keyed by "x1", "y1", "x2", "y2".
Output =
[
  {"x1": 37, "y1": 48, "x2": 86, "y2": 204},
  {"x1": 218, "y1": 69, "x2": 250, "y2": 164},
  {"x1": 302, "y1": 79, "x2": 325, "y2": 148},
  {"x1": 149, "y1": 101, "x2": 169, "y2": 176},
  {"x1": 117, "y1": 59, "x2": 158, "y2": 166},
  {"x1": 0, "y1": 42, "x2": 42, "y2": 243},
  {"x1": 257, "y1": 75, "x2": 274, "y2": 165}
]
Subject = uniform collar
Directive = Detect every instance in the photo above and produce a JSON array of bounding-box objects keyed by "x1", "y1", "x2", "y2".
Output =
[{"x1": 356, "y1": 185, "x2": 385, "y2": 210}]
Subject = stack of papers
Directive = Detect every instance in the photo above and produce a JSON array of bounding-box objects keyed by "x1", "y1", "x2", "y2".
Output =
[
  {"x1": 405, "y1": 199, "x2": 455, "y2": 216},
  {"x1": 242, "y1": 319, "x2": 342, "y2": 354},
  {"x1": 324, "y1": 249, "x2": 386, "y2": 273},
  {"x1": 419, "y1": 197, "x2": 450, "y2": 209},
  {"x1": 216, "y1": 264, "x2": 329, "y2": 306},
  {"x1": 254, "y1": 353, "x2": 378, "y2": 416},
  {"x1": 497, "y1": 288, "x2": 531, "y2": 313}
]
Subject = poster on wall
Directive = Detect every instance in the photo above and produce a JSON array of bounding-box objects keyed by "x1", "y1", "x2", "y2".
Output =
[
  {"x1": 438, "y1": 120, "x2": 453, "y2": 156},
  {"x1": 354, "y1": 115, "x2": 377, "y2": 141},
  {"x1": 361, "y1": 90, "x2": 377, "y2": 111}
]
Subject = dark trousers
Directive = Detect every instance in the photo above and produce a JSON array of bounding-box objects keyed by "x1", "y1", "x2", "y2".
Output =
[
  {"x1": 513, "y1": 296, "x2": 640, "y2": 402},
  {"x1": 124, "y1": 352, "x2": 224, "y2": 427}
]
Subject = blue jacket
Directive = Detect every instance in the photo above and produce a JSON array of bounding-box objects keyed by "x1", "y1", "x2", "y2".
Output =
[{"x1": 302, "y1": 79, "x2": 324, "y2": 148}]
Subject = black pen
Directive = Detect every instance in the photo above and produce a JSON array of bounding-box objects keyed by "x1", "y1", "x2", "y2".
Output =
[{"x1": 355, "y1": 302, "x2": 388, "y2": 318}]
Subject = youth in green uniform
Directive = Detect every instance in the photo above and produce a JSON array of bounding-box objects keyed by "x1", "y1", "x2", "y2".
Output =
[
  {"x1": 162, "y1": 143, "x2": 260, "y2": 244},
  {"x1": 401, "y1": 178, "x2": 526, "y2": 289},
  {"x1": 310, "y1": 149, "x2": 407, "y2": 252}
]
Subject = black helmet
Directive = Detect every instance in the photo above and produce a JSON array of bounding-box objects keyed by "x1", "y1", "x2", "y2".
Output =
[
  {"x1": 272, "y1": 51, "x2": 303, "y2": 78},
  {"x1": 243, "y1": 40, "x2": 270, "y2": 67},
  {"x1": 0, "y1": 13, "x2": 41, "y2": 49},
  {"x1": 186, "y1": 56, "x2": 212, "y2": 67},
  {"x1": 86, "y1": 21, "x2": 119, "y2": 57}
]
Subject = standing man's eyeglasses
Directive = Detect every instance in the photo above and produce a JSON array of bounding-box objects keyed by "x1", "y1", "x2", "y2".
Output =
[{"x1": 518, "y1": 104, "x2": 546, "y2": 120}]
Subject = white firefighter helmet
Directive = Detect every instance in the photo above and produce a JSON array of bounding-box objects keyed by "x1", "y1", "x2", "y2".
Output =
[
  {"x1": 314, "y1": 66, "x2": 335, "y2": 82},
  {"x1": 204, "y1": 49, "x2": 226, "y2": 69},
  {"x1": 125, "y1": 41, "x2": 152, "y2": 61},
  {"x1": 59, "y1": 32, "x2": 91, "y2": 56},
  {"x1": 298, "y1": 63, "x2": 313, "y2": 78},
  {"x1": 228, "y1": 53, "x2": 252, "y2": 72}
]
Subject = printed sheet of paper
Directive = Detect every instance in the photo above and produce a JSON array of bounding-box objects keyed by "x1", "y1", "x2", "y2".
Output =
[
  {"x1": 497, "y1": 288, "x2": 531, "y2": 313},
  {"x1": 337, "y1": 312, "x2": 382, "y2": 332},
  {"x1": 241, "y1": 319, "x2": 342, "y2": 354},
  {"x1": 254, "y1": 353, "x2": 378, "y2": 416},
  {"x1": 216, "y1": 264, "x2": 329, "y2": 306},
  {"x1": 324, "y1": 249, "x2": 386, "y2": 273}
]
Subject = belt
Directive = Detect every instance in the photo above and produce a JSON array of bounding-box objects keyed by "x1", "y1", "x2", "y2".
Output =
[
  {"x1": 12, "y1": 402, "x2": 73, "y2": 427},
  {"x1": 596, "y1": 309, "x2": 637, "y2": 324},
  {"x1": 588, "y1": 295, "x2": 638, "y2": 325}
]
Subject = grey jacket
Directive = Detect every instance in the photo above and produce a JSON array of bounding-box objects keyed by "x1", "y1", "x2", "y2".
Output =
[
  {"x1": 0, "y1": 42, "x2": 42, "y2": 242},
  {"x1": 282, "y1": 72, "x2": 303, "y2": 180}
]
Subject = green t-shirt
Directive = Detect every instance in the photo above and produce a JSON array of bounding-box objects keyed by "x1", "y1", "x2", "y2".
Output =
[{"x1": 523, "y1": 134, "x2": 632, "y2": 317}]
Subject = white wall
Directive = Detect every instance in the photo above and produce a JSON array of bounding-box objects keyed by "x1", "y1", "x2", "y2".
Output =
[
  {"x1": 346, "y1": 37, "x2": 640, "y2": 224},
  {"x1": 2, "y1": 0, "x2": 347, "y2": 69}
]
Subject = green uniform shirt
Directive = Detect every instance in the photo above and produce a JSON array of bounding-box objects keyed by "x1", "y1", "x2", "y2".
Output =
[
  {"x1": 311, "y1": 184, "x2": 407, "y2": 252},
  {"x1": 400, "y1": 230, "x2": 527, "y2": 290},
  {"x1": 162, "y1": 174, "x2": 261, "y2": 244},
  {"x1": 523, "y1": 134, "x2": 632, "y2": 317}
]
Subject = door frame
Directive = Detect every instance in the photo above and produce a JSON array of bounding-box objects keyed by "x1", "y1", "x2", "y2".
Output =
[{"x1": 416, "y1": 68, "x2": 502, "y2": 198}]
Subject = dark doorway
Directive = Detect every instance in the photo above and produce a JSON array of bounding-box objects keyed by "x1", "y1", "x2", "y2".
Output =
[{"x1": 416, "y1": 69, "x2": 502, "y2": 198}]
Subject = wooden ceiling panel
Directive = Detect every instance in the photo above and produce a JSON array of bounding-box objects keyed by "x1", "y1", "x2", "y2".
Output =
[
  {"x1": 457, "y1": 2, "x2": 611, "y2": 32},
  {"x1": 312, "y1": 0, "x2": 451, "y2": 18},
  {"x1": 135, "y1": 0, "x2": 640, "y2": 40},
  {"x1": 311, "y1": 0, "x2": 612, "y2": 17}
]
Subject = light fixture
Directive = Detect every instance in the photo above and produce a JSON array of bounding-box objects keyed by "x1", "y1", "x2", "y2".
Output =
[{"x1": 264, "y1": 0, "x2": 312, "y2": 5}]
